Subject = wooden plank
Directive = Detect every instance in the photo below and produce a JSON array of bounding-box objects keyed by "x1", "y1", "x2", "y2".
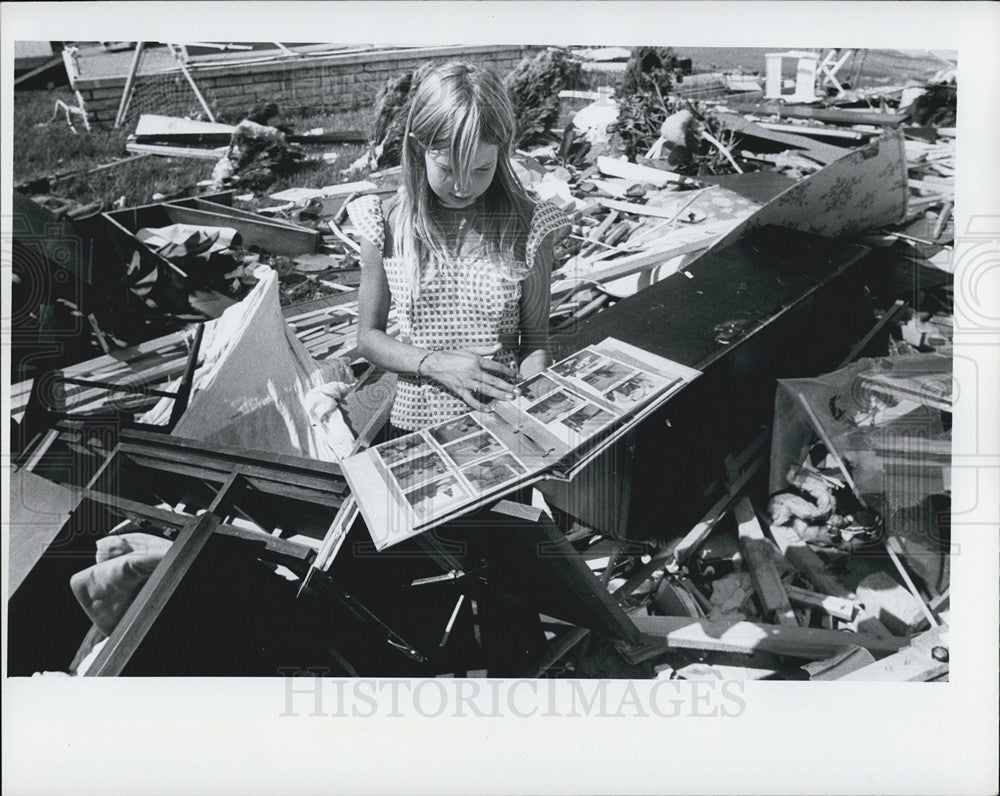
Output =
[
  {"x1": 134, "y1": 113, "x2": 234, "y2": 139},
  {"x1": 120, "y1": 429, "x2": 343, "y2": 478},
  {"x1": 81, "y1": 489, "x2": 314, "y2": 563},
  {"x1": 596, "y1": 156, "x2": 685, "y2": 186},
  {"x1": 631, "y1": 614, "x2": 906, "y2": 659},
  {"x1": 61, "y1": 330, "x2": 191, "y2": 377},
  {"x1": 838, "y1": 299, "x2": 907, "y2": 368},
  {"x1": 714, "y1": 112, "x2": 845, "y2": 165},
  {"x1": 836, "y1": 645, "x2": 948, "y2": 681},
  {"x1": 162, "y1": 203, "x2": 318, "y2": 255},
  {"x1": 786, "y1": 585, "x2": 857, "y2": 622},
  {"x1": 270, "y1": 180, "x2": 377, "y2": 203},
  {"x1": 883, "y1": 538, "x2": 940, "y2": 629},
  {"x1": 598, "y1": 197, "x2": 698, "y2": 220},
  {"x1": 672, "y1": 450, "x2": 765, "y2": 565},
  {"x1": 617, "y1": 438, "x2": 766, "y2": 580},
  {"x1": 768, "y1": 522, "x2": 850, "y2": 598},
  {"x1": 907, "y1": 177, "x2": 953, "y2": 196},
  {"x1": 757, "y1": 121, "x2": 871, "y2": 142},
  {"x1": 134, "y1": 113, "x2": 364, "y2": 146},
  {"x1": 184, "y1": 197, "x2": 309, "y2": 231},
  {"x1": 729, "y1": 102, "x2": 907, "y2": 127},
  {"x1": 734, "y1": 496, "x2": 798, "y2": 626},
  {"x1": 125, "y1": 141, "x2": 228, "y2": 160},
  {"x1": 767, "y1": 522, "x2": 895, "y2": 638},
  {"x1": 13, "y1": 55, "x2": 64, "y2": 86},
  {"x1": 516, "y1": 627, "x2": 591, "y2": 678},
  {"x1": 119, "y1": 452, "x2": 345, "y2": 507}
]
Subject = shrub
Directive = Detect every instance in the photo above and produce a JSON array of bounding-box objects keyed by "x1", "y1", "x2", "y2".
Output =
[{"x1": 504, "y1": 48, "x2": 582, "y2": 148}]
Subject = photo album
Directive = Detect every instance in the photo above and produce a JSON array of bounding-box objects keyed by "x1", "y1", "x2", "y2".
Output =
[{"x1": 340, "y1": 338, "x2": 700, "y2": 549}]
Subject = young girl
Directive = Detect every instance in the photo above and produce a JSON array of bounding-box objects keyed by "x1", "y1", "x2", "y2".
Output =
[{"x1": 348, "y1": 61, "x2": 569, "y2": 434}]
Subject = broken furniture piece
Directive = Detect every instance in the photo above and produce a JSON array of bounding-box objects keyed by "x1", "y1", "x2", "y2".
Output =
[
  {"x1": 18, "y1": 322, "x2": 205, "y2": 463},
  {"x1": 8, "y1": 429, "x2": 347, "y2": 676},
  {"x1": 104, "y1": 192, "x2": 320, "y2": 262},
  {"x1": 764, "y1": 50, "x2": 822, "y2": 104}
]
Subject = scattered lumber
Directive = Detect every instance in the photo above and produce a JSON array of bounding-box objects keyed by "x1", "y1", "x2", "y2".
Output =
[
  {"x1": 596, "y1": 155, "x2": 685, "y2": 186},
  {"x1": 733, "y1": 496, "x2": 797, "y2": 626},
  {"x1": 126, "y1": 141, "x2": 227, "y2": 160},
  {"x1": 713, "y1": 111, "x2": 846, "y2": 165},
  {"x1": 133, "y1": 113, "x2": 366, "y2": 146},
  {"x1": 767, "y1": 522, "x2": 894, "y2": 639},
  {"x1": 728, "y1": 102, "x2": 907, "y2": 127},
  {"x1": 757, "y1": 121, "x2": 872, "y2": 143},
  {"x1": 552, "y1": 238, "x2": 710, "y2": 297},
  {"x1": 672, "y1": 442, "x2": 766, "y2": 566},
  {"x1": 14, "y1": 56, "x2": 65, "y2": 86},
  {"x1": 786, "y1": 585, "x2": 857, "y2": 622},
  {"x1": 631, "y1": 614, "x2": 906, "y2": 659}
]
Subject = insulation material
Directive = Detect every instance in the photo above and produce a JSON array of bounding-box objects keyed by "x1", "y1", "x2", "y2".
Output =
[
  {"x1": 711, "y1": 129, "x2": 908, "y2": 251},
  {"x1": 138, "y1": 268, "x2": 356, "y2": 461}
]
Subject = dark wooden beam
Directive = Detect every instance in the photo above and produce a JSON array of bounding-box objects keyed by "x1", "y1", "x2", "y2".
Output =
[{"x1": 631, "y1": 614, "x2": 906, "y2": 660}]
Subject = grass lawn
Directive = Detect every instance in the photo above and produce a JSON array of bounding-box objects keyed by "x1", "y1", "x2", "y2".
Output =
[{"x1": 13, "y1": 87, "x2": 376, "y2": 207}]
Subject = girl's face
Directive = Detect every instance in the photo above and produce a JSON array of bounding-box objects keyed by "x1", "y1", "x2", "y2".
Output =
[{"x1": 424, "y1": 139, "x2": 498, "y2": 209}]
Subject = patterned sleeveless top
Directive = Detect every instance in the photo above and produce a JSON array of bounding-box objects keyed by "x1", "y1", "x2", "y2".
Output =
[{"x1": 347, "y1": 193, "x2": 569, "y2": 431}]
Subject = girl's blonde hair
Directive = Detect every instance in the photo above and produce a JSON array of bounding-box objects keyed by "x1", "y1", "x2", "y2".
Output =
[{"x1": 395, "y1": 62, "x2": 530, "y2": 293}]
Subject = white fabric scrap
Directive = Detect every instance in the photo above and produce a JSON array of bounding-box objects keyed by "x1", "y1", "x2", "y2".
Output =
[{"x1": 137, "y1": 268, "x2": 356, "y2": 461}]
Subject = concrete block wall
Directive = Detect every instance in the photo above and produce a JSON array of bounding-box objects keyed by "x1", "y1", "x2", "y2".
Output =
[{"x1": 73, "y1": 45, "x2": 544, "y2": 126}]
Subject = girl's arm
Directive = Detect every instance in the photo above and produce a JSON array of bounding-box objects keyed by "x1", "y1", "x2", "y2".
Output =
[
  {"x1": 518, "y1": 233, "x2": 555, "y2": 378},
  {"x1": 356, "y1": 239, "x2": 519, "y2": 410},
  {"x1": 355, "y1": 238, "x2": 420, "y2": 372}
]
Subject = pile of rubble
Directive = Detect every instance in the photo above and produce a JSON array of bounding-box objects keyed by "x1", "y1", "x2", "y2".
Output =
[{"x1": 9, "y1": 48, "x2": 955, "y2": 680}]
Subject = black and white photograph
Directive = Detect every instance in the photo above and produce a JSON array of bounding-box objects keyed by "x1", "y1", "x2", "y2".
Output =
[
  {"x1": 524, "y1": 388, "x2": 583, "y2": 425},
  {"x1": 604, "y1": 371, "x2": 669, "y2": 409},
  {"x1": 549, "y1": 349, "x2": 604, "y2": 378},
  {"x1": 428, "y1": 413, "x2": 482, "y2": 446},
  {"x1": 517, "y1": 372, "x2": 560, "y2": 403},
  {"x1": 403, "y1": 472, "x2": 469, "y2": 520},
  {"x1": 376, "y1": 431, "x2": 432, "y2": 467},
  {"x1": 460, "y1": 453, "x2": 526, "y2": 493},
  {"x1": 558, "y1": 402, "x2": 616, "y2": 437},
  {"x1": 442, "y1": 430, "x2": 506, "y2": 466},
  {"x1": 3, "y1": 2, "x2": 998, "y2": 794},
  {"x1": 389, "y1": 450, "x2": 449, "y2": 491},
  {"x1": 578, "y1": 358, "x2": 636, "y2": 393}
]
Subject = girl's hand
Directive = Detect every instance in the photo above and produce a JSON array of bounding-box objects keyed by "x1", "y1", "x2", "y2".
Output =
[{"x1": 422, "y1": 346, "x2": 519, "y2": 410}]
